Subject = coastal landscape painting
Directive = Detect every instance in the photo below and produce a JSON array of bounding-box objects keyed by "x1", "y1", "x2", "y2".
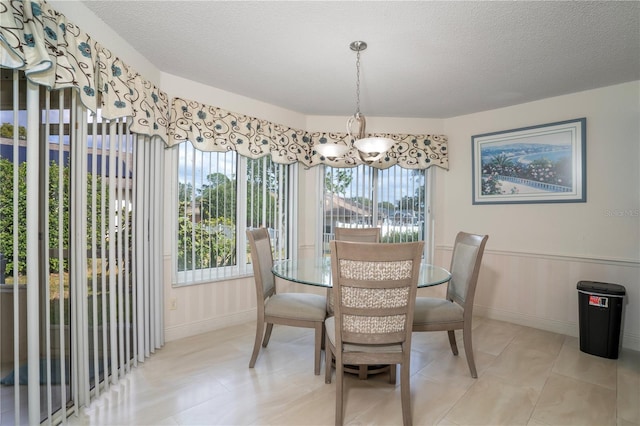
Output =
[{"x1": 472, "y1": 118, "x2": 586, "y2": 204}]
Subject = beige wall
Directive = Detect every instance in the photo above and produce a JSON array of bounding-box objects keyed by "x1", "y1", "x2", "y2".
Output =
[
  {"x1": 47, "y1": 1, "x2": 640, "y2": 350},
  {"x1": 439, "y1": 82, "x2": 638, "y2": 259},
  {"x1": 435, "y1": 81, "x2": 640, "y2": 350},
  {"x1": 163, "y1": 82, "x2": 640, "y2": 351}
]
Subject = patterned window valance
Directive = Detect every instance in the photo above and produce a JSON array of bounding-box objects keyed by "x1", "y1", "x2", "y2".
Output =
[
  {"x1": 1, "y1": 0, "x2": 448, "y2": 171},
  {"x1": 169, "y1": 97, "x2": 448, "y2": 170},
  {"x1": 0, "y1": 0, "x2": 169, "y2": 139}
]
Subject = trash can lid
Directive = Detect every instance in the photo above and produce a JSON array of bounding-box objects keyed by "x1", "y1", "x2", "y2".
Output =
[{"x1": 577, "y1": 281, "x2": 626, "y2": 296}]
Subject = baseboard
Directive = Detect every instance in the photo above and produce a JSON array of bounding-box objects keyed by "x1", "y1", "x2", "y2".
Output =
[
  {"x1": 163, "y1": 305, "x2": 640, "y2": 352},
  {"x1": 164, "y1": 309, "x2": 255, "y2": 342},
  {"x1": 474, "y1": 305, "x2": 640, "y2": 352}
]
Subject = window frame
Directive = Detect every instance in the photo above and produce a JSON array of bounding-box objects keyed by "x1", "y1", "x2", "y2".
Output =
[
  {"x1": 318, "y1": 165, "x2": 434, "y2": 262},
  {"x1": 172, "y1": 146, "x2": 297, "y2": 287}
]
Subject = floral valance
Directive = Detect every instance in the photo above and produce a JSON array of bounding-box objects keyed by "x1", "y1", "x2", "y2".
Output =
[
  {"x1": 169, "y1": 97, "x2": 448, "y2": 170},
  {"x1": 0, "y1": 0, "x2": 169, "y2": 139},
  {"x1": 1, "y1": 0, "x2": 448, "y2": 170}
]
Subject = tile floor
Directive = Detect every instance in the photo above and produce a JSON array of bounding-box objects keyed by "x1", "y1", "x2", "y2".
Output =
[{"x1": 69, "y1": 317, "x2": 639, "y2": 425}]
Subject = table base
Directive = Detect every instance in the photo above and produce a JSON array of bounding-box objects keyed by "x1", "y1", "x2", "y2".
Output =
[{"x1": 341, "y1": 363, "x2": 396, "y2": 383}]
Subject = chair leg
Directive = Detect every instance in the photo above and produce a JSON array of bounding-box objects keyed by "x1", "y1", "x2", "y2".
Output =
[
  {"x1": 400, "y1": 362, "x2": 412, "y2": 426},
  {"x1": 262, "y1": 323, "x2": 274, "y2": 347},
  {"x1": 325, "y1": 339, "x2": 333, "y2": 384},
  {"x1": 314, "y1": 322, "x2": 323, "y2": 375},
  {"x1": 358, "y1": 365, "x2": 367, "y2": 380},
  {"x1": 335, "y1": 361, "x2": 344, "y2": 426},
  {"x1": 463, "y1": 324, "x2": 478, "y2": 378},
  {"x1": 249, "y1": 319, "x2": 264, "y2": 368},
  {"x1": 389, "y1": 364, "x2": 397, "y2": 384},
  {"x1": 447, "y1": 330, "x2": 459, "y2": 356}
]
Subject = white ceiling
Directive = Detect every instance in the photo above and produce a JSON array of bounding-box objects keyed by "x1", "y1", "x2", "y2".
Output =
[{"x1": 81, "y1": 1, "x2": 639, "y2": 119}]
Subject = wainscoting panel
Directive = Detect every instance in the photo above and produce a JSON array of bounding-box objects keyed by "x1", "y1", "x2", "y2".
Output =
[
  {"x1": 163, "y1": 256, "x2": 326, "y2": 342},
  {"x1": 435, "y1": 246, "x2": 640, "y2": 351},
  {"x1": 164, "y1": 251, "x2": 639, "y2": 351}
]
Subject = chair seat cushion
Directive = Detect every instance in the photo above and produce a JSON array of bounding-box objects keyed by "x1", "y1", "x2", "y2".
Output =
[
  {"x1": 413, "y1": 297, "x2": 463, "y2": 325},
  {"x1": 266, "y1": 293, "x2": 326, "y2": 321},
  {"x1": 325, "y1": 317, "x2": 402, "y2": 353}
]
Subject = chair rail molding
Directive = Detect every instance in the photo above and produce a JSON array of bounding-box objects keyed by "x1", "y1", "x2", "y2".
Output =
[
  {"x1": 435, "y1": 245, "x2": 640, "y2": 267},
  {"x1": 435, "y1": 245, "x2": 640, "y2": 352}
]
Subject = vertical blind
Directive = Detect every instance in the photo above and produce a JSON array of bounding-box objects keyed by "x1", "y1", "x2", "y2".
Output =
[
  {"x1": 322, "y1": 165, "x2": 430, "y2": 255},
  {"x1": 0, "y1": 70, "x2": 163, "y2": 425},
  {"x1": 175, "y1": 145, "x2": 295, "y2": 285}
]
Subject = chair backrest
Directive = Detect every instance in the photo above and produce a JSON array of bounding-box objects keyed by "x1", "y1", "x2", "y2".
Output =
[
  {"x1": 330, "y1": 240, "x2": 424, "y2": 347},
  {"x1": 446, "y1": 232, "x2": 489, "y2": 312},
  {"x1": 246, "y1": 228, "x2": 276, "y2": 302},
  {"x1": 328, "y1": 227, "x2": 381, "y2": 315},
  {"x1": 334, "y1": 227, "x2": 380, "y2": 243}
]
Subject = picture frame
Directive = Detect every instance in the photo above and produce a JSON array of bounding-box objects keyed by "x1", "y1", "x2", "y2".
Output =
[{"x1": 472, "y1": 118, "x2": 586, "y2": 205}]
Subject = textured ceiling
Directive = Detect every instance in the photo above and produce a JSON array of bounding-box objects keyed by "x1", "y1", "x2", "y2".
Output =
[{"x1": 80, "y1": 1, "x2": 639, "y2": 118}]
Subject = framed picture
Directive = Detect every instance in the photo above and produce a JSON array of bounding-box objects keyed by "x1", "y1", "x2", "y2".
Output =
[{"x1": 472, "y1": 118, "x2": 586, "y2": 205}]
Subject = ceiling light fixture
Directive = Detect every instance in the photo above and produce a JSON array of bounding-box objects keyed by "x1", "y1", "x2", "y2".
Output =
[{"x1": 315, "y1": 41, "x2": 395, "y2": 163}]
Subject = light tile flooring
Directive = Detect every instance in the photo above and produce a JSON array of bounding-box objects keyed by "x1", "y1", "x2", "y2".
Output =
[{"x1": 69, "y1": 317, "x2": 639, "y2": 425}]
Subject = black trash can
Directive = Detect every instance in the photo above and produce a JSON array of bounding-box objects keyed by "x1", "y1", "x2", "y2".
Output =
[{"x1": 577, "y1": 281, "x2": 626, "y2": 359}]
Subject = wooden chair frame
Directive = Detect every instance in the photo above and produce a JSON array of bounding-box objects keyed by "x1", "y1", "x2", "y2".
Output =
[
  {"x1": 331, "y1": 226, "x2": 381, "y2": 379},
  {"x1": 247, "y1": 228, "x2": 327, "y2": 375},
  {"x1": 413, "y1": 231, "x2": 488, "y2": 378},
  {"x1": 325, "y1": 240, "x2": 423, "y2": 426}
]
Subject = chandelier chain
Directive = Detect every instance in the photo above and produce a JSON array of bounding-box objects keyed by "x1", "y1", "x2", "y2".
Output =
[
  {"x1": 355, "y1": 49, "x2": 361, "y2": 115},
  {"x1": 315, "y1": 40, "x2": 394, "y2": 163}
]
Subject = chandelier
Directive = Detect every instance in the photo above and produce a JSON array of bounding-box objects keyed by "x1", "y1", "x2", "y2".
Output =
[{"x1": 315, "y1": 41, "x2": 395, "y2": 163}]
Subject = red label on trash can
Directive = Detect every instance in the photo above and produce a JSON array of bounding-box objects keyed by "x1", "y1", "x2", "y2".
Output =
[{"x1": 589, "y1": 295, "x2": 608, "y2": 308}]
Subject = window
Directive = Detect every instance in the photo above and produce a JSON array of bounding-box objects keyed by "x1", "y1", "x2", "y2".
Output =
[
  {"x1": 322, "y1": 164, "x2": 432, "y2": 258},
  {"x1": 176, "y1": 144, "x2": 295, "y2": 285}
]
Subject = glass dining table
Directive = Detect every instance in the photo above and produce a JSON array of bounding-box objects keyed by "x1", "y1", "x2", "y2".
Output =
[
  {"x1": 272, "y1": 256, "x2": 452, "y2": 288},
  {"x1": 272, "y1": 256, "x2": 451, "y2": 380}
]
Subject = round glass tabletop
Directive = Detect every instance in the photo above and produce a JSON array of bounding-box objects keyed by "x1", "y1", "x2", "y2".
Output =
[{"x1": 272, "y1": 257, "x2": 451, "y2": 288}]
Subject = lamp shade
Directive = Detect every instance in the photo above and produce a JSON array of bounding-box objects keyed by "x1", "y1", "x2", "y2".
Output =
[
  {"x1": 315, "y1": 143, "x2": 351, "y2": 159},
  {"x1": 353, "y1": 137, "x2": 395, "y2": 162}
]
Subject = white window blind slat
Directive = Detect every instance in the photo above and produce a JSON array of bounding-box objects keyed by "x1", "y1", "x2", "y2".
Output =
[
  {"x1": 25, "y1": 80, "x2": 41, "y2": 423},
  {"x1": 55, "y1": 89, "x2": 69, "y2": 422},
  {"x1": 88, "y1": 108, "x2": 101, "y2": 399}
]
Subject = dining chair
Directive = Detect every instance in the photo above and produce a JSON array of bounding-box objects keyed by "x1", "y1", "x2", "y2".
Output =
[
  {"x1": 331, "y1": 226, "x2": 382, "y2": 379},
  {"x1": 325, "y1": 240, "x2": 424, "y2": 426},
  {"x1": 334, "y1": 226, "x2": 381, "y2": 243},
  {"x1": 246, "y1": 228, "x2": 327, "y2": 375},
  {"x1": 412, "y1": 231, "x2": 488, "y2": 378}
]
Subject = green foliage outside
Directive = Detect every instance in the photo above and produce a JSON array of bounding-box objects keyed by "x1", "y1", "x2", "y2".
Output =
[
  {"x1": 0, "y1": 123, "x2": 27, "y2": 139},
  {"x1": 325, "y1": 168, "x2": 353, "y2": 195},
  {"x1": 381, "y1": 229, "x2": 420, "y2": 243},
  {"x1": 177, "y1": 156, "x2": 284, "y2": 272},
  {"x1": 0, "y1": 157, "x2": 108, "y2": 276},
  {"x1": 0, "y1": 159, "x2": 26, "y2": 276},
  {"x1": 177, "y1": 216, "x2": 236, "y2": 271}
]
